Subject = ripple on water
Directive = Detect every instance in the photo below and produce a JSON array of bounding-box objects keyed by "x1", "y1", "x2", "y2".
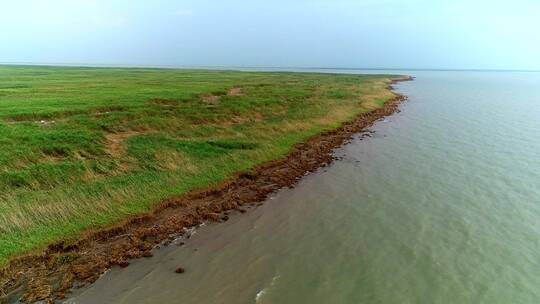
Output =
[{"x1": 68, "y1": 71, "x2": 540, "y2": 304}]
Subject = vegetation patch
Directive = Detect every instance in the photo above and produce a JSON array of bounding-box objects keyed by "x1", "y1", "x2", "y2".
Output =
[{"x1": 0, "y1": 65, "x2": 404, "y2": 265}]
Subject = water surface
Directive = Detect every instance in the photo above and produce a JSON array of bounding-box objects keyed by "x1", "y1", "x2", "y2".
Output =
[{"x1": 68, "y1": 71, "x2": 540, "y2": 304}]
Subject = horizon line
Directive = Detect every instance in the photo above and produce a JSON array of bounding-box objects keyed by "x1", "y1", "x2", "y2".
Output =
[{"x1": 1, "y1": 61, "x2": 539, "y2": 73}]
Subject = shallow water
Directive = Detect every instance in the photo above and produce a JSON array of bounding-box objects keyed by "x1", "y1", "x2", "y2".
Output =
[{"x1": 67, "y1": 71, "x2": 540, "y2": 304}]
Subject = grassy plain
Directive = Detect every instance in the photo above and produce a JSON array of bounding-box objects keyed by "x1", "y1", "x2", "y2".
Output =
[{"x1": 0, "y1": 65, "x2": 400, "y2": 264}]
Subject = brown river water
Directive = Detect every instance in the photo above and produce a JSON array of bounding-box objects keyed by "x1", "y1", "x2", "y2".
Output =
[{"x1": 65, "y1": 70, "x2": 540, "y2": 304}]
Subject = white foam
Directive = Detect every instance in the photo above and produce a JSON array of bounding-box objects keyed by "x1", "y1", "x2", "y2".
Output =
[
  {"x1": 255, "y1": 275, "x2": 280, "y2": 303},
  {"x1": 255, "y1": 288, "x2": 267, "y2": 302}
]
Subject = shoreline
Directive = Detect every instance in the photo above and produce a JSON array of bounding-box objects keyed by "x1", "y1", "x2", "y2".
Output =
[{"x1": 0, "y1": 76, "x2": 413, "y2": 303}]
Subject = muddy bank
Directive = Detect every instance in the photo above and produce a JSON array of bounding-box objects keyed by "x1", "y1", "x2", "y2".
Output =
[{"x1": 0, "y1": 77, "x2": 412, "y2": 303}]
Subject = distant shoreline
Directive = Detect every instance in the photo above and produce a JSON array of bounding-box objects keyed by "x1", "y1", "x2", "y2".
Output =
[{"x1": 1, "y1": 63, "x2": 538, "y2": 73}]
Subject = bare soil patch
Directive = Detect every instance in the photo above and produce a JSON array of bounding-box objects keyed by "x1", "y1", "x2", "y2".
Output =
[
  {"x1": 201, "y1": 94, "x2": 221, "y2": 104},
  {"x1": 201, "y1": 87, "x2": 243, "y2": 104},
  {"x1": 104, "y1": 131, "x2": 143, "y2": 157},
  {"x1": 228, "y1": 87, "x2": 242, "y2": 96}
]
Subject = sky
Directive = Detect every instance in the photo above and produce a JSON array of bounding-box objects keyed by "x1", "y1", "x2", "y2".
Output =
[{"x1": 1, "y1": 0, "x2": 539, "y2": 70}]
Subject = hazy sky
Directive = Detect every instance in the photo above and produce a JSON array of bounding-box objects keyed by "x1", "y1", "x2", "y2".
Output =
[{"x1": 1, "y1": 0, "x2": 539, "y2": 70}]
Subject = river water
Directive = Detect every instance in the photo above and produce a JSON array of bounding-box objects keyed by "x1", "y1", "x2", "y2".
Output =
[{"x1": 67, "y1": 71, "x2": 540, "y2": 304}]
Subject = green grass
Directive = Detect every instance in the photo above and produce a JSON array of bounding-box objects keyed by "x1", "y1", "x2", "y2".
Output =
[{"x1": 0, "y1": 65, "x2": 403, "y2": 264}]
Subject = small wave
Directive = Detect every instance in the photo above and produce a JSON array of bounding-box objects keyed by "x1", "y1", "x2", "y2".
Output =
[
  {"x1": 255, "y1": 275, "x2": 280, "y2": 303},
  {"x1": 183, "y1": 222, "x2": 205, "y2": 239},
  {"x1": 255, "y1": 288, "x2": 267, "y2": 302}
]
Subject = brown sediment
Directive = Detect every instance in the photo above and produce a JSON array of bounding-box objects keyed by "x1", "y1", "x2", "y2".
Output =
[{"x1": 0, "y1": 77, "x2": 413, "y2": 303}]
